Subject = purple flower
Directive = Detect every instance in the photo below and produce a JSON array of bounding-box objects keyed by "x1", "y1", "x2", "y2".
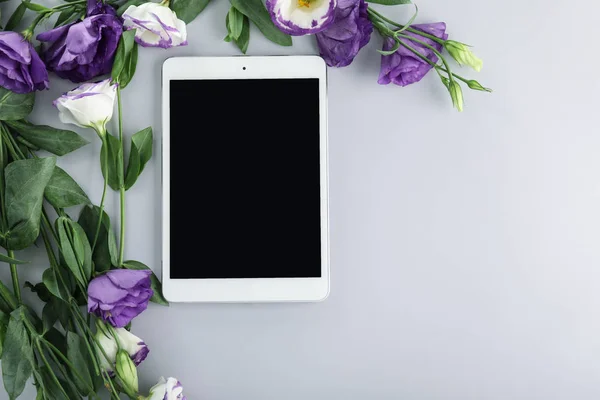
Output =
[
  {"x1": 0, "y1": 32, "x2": 49, "y2": 94},
  {"x1": 37, "y1": 0, "x2": 122, "y2": 83},
  {"x1": 377, "y1": 23, "x2": 448, "y2": 87},
  {"x1": 123, "y1": 3, "x2": 187, "y2": 48},
  {"x1": 267, "y1": 0, "x2": 337, "y2": 36},
  {"x1": 88, "y1": 269, "x2": 153, "y2": 328},
  {"x1": 315, "y1": 0, "x2": 372, "y2": 67}
]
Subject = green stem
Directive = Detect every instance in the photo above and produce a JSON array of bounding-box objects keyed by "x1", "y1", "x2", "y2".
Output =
[
  {"x1": 103, "y1": 370, "x2": 121, "y2": 400},
  {"x1": 92, "y1": 136, "x2": 109, "y2": 253},
  {"x1": 35, "y1": 340, "x2": 71, "y2": 399},
  {"x1": 42, "y1": 338, "x2": 96, "y2": 393},
  {"x1": 367, "y1": 7, "x2": 445, "y2": 44},
  {"x1": 42, "y1": 210, "x2": 60, "y2": 245},
  {"x1": 8, "y1": 250, "x2": 20, "y2": 302},
  {"x1": 396, "y1": 33, "x2": 454, "y2": 82},
  {"x1": 117, "y1": 87, "x2": 126, "y2": 267},
  {"x1": 70, "y1": 303, "x2": 101, "y2": 376}
]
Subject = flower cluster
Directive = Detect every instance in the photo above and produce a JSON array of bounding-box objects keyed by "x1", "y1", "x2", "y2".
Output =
[
  {"x1": 0, "y1": 0, "x2": 187, "y2": 92},
  {"x1": 262, "y1": 0, "x2": 490, "y2": 111},
  {"x1": 0, "y1": 0, "x2": 189, "y2": 398}
]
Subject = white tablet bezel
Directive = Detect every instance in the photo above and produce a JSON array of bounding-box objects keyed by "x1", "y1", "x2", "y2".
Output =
[{"x1": 162, "y1": 56, "x2": 329, "y2": 302}]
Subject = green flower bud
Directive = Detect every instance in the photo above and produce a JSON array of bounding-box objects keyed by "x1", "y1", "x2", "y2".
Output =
[
  {"x1": 444, "y1": 40, "x2": 483, "y2": 72},
  {"x1": 466, "y1": 79, "x2": 492, "y2": 92},
  {"x1": 448, "y1": 80, "x2": 464, "y2": 112},
  {"x1": 115, "y1": 349, "x2": 139, "y2": 395}
]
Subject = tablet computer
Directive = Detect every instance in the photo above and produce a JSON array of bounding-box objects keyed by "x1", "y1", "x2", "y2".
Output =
[{"x1": 162, "y1": 56, "x2": 329, "y2": 302}]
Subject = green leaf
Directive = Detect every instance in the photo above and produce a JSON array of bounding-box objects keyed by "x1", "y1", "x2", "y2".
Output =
[
  {"x1": 0, "y1": 252, "x2": 28, "y2": 264},
  {"x1": 124, "y1": 127, "x2": 152, "y2": 190},
  {"x1": 44, "y1": 166, "x2": 90, "y2": 209},
  {"x1": 44, "y1": 327, "x2": 66, "y2": 355},
  {"x1": 66, "y1": 332, "x2": 94, "y2": 396},
  {"x1": 235, "y1": 15, "x2": 250, "y2": 53},
  {"x1": 5, "y1": 120, "x2": 89, "y2": 156},
  {"x1": 367, "y1": 0, "x2": 411, "y2": 4},
  {"x1": 21, "y1": 2, "x2": 50, "y2": 12},
  {"x1": 170, "y1": 0, "x2": 210, "y2": 24},
  {"x1": 0, "y1": 89, "x2": 34, "y2": 121},
  {"x1": 120, "y1": 43, "x2": 138, "y2": 89},
  {"x1": 42, "y1": 268, "x2": 69, "y2": 301},
  {"x1": 70, "y1": 221, "x2": 92, "y2": 280},
  {"x1": 56, "y1": 217, "x2": 92, "y2": 286},
  {"x1": 24, "y1": 281, "x2": 51, "y2": 302},
  {"x1": 101, "y1": 133, "x2": 123, "y2": 191},
  {"x1": 112, "y1": 30, "x2": 137, "y2": 88},
  {"x1": 117, "y1": 0, "x2": 146, "y2": 15},
  {"x1": 39, "y1": 367, "x2": 69, "y2": 400},
  {"x1": 41, "y1": 302, "x2": 57, "y2": 334},
  {"x1": 78, "y1": 205, "x2": 117, "y2": 272},
  {"x1": 2, "y1": 307, "x2": 34, "y2": 400},
  {"x1": 0, "y1": 310, "x2": 9, "y2": 358},
  {"x1": 229, "y1": 0, "x2": 292, "y2": 47},
  {"x1": 3, "y1": 157, "x2": 56, "y2": 250},
  {"x1": 0, "y1": 282, "x2": 17, "y2": 315},
  {"x1": 227, "y1": 6, "x2": 244, "y2": 40},
  {"x1": 123, "y1": 260, "x2": 169, "y2": 306},
  {"x1": 54, "y1": 6, "x2": 83, "y2": 28},
  {"x1": 5, "y1": 2, "x2": 27, "y2": 31}
]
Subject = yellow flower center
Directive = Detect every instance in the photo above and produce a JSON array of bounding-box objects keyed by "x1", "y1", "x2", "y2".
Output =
[{"x1": 298, "y1": 0, "x2": 312, "y2": 7}]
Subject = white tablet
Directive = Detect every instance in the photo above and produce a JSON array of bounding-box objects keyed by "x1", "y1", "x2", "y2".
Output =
[{"x1": 162, "y1": 56, "x2": 329, "y2": 302}]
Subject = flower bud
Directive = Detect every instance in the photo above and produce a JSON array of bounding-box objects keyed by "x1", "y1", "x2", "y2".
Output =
[
  {"x1": 444, "y1": 40, "x2": 483, "y2": 72},
  {"x1": 466, "y1": 79, "x2": 492, "y2": 92},
  {"x1": 115, "y1": 349, "x2": 139, "y2": 395},
  {"x1": 448, "y1": 80, "x2": 464, "y2": 112}
]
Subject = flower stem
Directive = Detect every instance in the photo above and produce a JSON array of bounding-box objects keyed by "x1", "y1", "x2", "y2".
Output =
[
  {"x1": 367, "y1": 7, "x2": 445, "y2": 45},
  {"x1": 92, "y1": 136, "x2": 109, "y2": 253},
  {"x1": 8, "y1": 250, "x2": 20, "y2": 303},
  {"x1": 35, "y1": 340, "x2": 71, "y2": 399},
  {"x1": 116, "y1": 86, "x2": 126, "y2": 267},
  {"x1": 396, "y1": 32, "x2": 455, "y2": 83}
]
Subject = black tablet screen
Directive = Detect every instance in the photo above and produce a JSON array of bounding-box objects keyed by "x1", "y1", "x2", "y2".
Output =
[{"x1": 169, "y1": 79, "x2": 322, "y2": 279}]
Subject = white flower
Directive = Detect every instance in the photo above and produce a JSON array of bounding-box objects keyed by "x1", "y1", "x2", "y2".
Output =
[
  {"x1": 53, "y1": 78, "x2": 117, "y2": 134},
  {"x1": 123, "y1": 3, "x2": 187, "y2": 48},
  {"x1": 147, "y1": 377, "x2": 186, "y2": 400},
  {"x1": 95, "y1": 327, "x2": 149, "y2": 373},
  {"x1": 266, "y1": 0, "x2": 337, "y2": 36}
]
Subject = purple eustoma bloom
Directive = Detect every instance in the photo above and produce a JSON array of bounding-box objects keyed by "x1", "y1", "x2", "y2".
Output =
[
  {"x1": 88, "y1": 269, "x2": 153, "y2": 328},
  {"x1": 378, "y1": 23, "x2": 448, "y2": 87},
  {"x1": 0, "y1": 32, "x2": 49, "y2": 93},
  {"x1": 37, "y1": 0, "x2": 122, "y2": 83},
  {"x1": 123, "y1": 3, "x2": 187, "y2": 48},
  {"x1": 267, "y1": 0, "x2": 337, "y2": 36},
  {"x1": 315, "y1": 0, "x2": 372, "y2": 67}
]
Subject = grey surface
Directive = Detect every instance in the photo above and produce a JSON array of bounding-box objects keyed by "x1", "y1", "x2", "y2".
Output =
[{"x1": 2, "y1": 0, "x2": 600, "y2": 399}]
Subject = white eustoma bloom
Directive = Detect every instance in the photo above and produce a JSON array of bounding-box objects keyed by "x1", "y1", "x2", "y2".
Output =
[
  {"x1": 266, "y1": 0, "x2": 337, "y2": 36},
  {"x1": 95, "y1": 327, "x2": 149, "y2": 372},
  {"x1": 147, "y1": 377, "x2": 186, "y2": 400},
  {"x1": 123, "y1": 3, "x2": 187, "y2": 48},
  {"x1": 53, "y1": 78, "x2": 117, "y2": 134}
]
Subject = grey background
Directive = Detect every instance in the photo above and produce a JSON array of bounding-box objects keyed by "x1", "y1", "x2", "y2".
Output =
[{"x1": 2, "y1": 0, "x2": 600, "y2": 399}]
